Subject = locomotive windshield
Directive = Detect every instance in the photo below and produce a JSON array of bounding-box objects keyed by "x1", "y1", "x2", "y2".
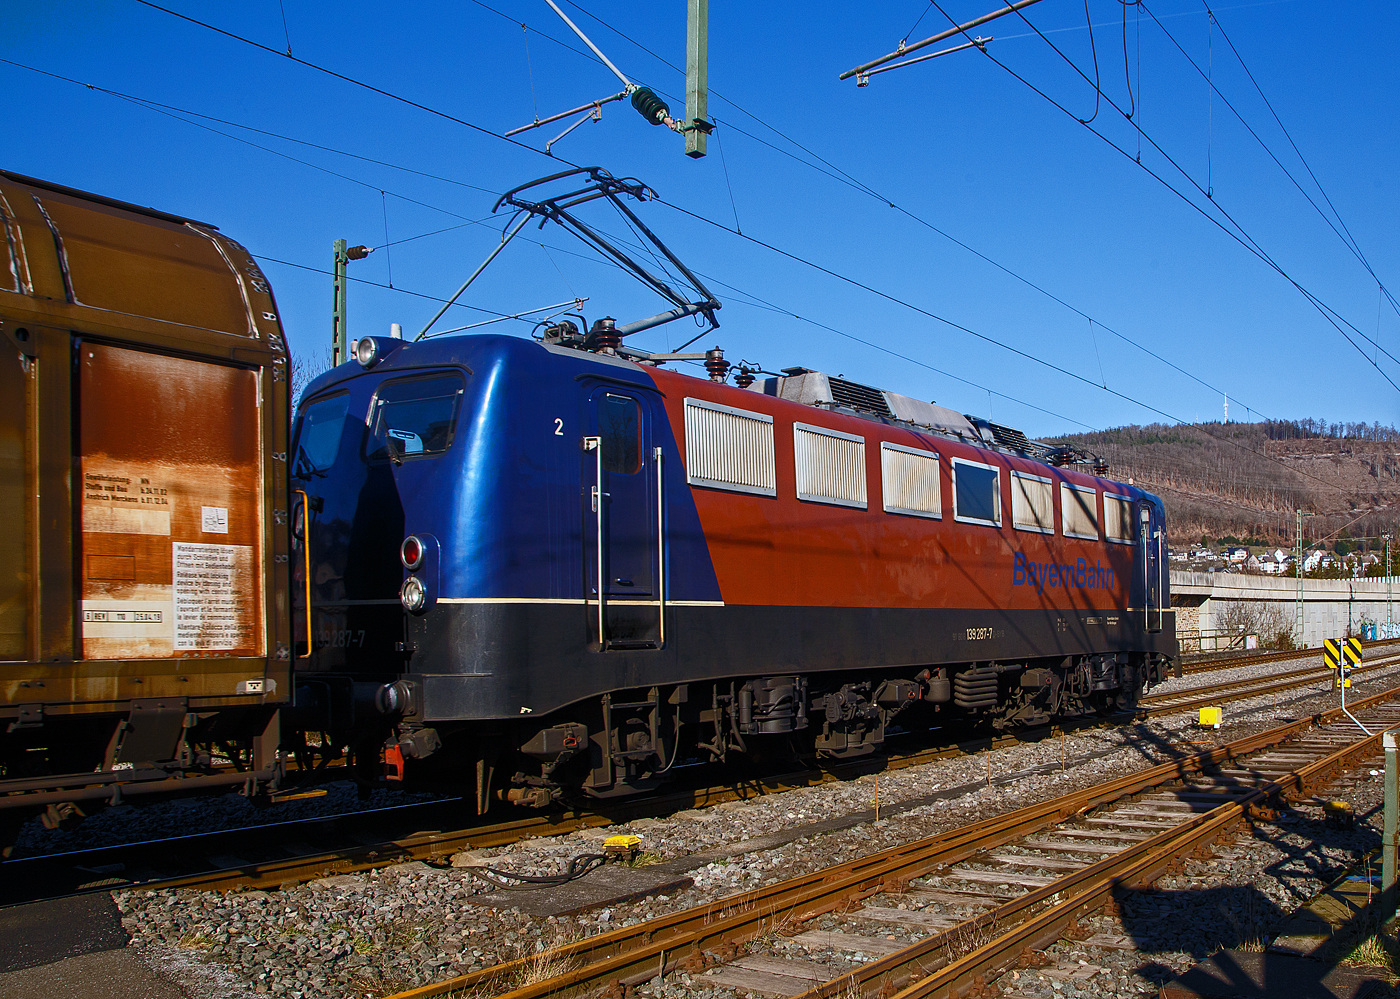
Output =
[
  {"x1": 365, "y1": 372, "x2": 466, "y2": 462},
  {"x1": 292, "y1": 392, "x2": 349, "y2": 477}
]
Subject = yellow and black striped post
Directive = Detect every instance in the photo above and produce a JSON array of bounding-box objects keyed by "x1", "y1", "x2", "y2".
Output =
[{"x1": 1325, "y1": 637, "x2": 1362, "y2": 689}]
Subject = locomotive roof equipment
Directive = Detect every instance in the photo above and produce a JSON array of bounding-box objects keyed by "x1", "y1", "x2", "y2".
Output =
[{"x1": 415, "y1": 166, "x2": 721, "y2": 351}]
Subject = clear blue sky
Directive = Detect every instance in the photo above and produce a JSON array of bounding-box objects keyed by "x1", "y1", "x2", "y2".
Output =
[{"x1": 5, "y1": 0, "x2": 1397, "y2": 438}]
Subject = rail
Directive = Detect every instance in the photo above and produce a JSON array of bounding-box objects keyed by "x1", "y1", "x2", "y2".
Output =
[{"x1": 380, "y1": 683, "x2": 1400, "y2": 999}]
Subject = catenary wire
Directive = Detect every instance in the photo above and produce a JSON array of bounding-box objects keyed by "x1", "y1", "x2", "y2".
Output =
[
  {"x1": 0, "y1": 50, "x2": 1326, "y2": 435},
  {"x1": 1080, "y1": 0, "x2": 1102, "y2": 124},
  {"x1": 128, "y1": 0, "x2": 1353, "y2": 433},
  {"x1": 922, "y1": 1, "x2": 1400, "y2": 392},
  {"x1": 650, "y1": 194, "x2": 1393, "y2": 497},
  {"x1": 2, "y1": 50, "x2": 1177, "y2": 415},
  {"x1": 537, "y1": 2, "x2": 1272, "y2": 417},
  {"x1": 989, "y1": 1, "x2": 1400, "y2": 374},
  {"x1": 31, "y1": 19, "x2": 1379, "y2": 494},
  {"x1": 1155, "y1": 1, "x2": 1400, "y2": 319},
  {"x1": 944, "y1": 0, "x2": 1391, "y2": 352},
  {"x1": 254, "y1": 253, "x2": 536, "y2": 322},
  {"x1": 0, "y1": 59, "x2": 499, "y2": 226},
  {"x1": 129, "y1": 0, "x2": 583, "y2": 169}
]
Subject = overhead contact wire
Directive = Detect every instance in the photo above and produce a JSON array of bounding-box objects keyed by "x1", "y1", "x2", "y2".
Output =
[
  {"x1": 37, "y1": 19, "x2": 1374, "y2": 490},
  {"x1": 130, "y1": 0, "x2": 582, "y2": 168},
  {"x1": 924, "y1": 2, "x2": 1400, "y2": 393},
  {"x1": 651, "y1": 195, "x2": 1385, "y2": 496},
  {"x1": 542, "y1": 1, "x2": 1269, "y2": 419}
]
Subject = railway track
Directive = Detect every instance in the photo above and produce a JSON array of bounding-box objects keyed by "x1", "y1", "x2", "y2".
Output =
[
  {"x1": 382, "y1": 685, "x2": 1400, "y2": 999},
  {"x1": 0, "y1": 720, "x2": 1111, "y2": 906},
  {"x1": 1139, "y1": 650, "x2": 1400, "y2": 716},
  {"x1": 5, "y1": 644, "x2": 1386, "y2": 907},
  {"x1": 1179, "y1": 636, "x2": 1400, "y2": 675}
]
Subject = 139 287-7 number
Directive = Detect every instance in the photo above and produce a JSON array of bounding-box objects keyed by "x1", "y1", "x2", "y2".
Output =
[
  {"x1": 316, "y1": 629, "x2": 366, "y2": 649},
  {"x1": 966, "y1": 626, "x2": 994, "y2": 641}
]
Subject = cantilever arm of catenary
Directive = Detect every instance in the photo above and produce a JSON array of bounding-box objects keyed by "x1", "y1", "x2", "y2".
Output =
[{"x1": 840, "y1": 0, "x2": 1042, "y2": 81}]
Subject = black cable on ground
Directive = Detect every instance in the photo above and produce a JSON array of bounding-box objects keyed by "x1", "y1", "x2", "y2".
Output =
[{"x1": 467, "y1": 853, "x2": 607, "y2": 891}]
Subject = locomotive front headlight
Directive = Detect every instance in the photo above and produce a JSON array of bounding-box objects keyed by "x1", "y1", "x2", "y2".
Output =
[
  {"x1": 356, "y1": 336, "x2": 381, "y2": 368},
  {"x1": 400, "y1": 535, "x2": 424, "y2": 570},
  {"x1": 400, "y1": 575, "x2": 427, "y2": 613}
]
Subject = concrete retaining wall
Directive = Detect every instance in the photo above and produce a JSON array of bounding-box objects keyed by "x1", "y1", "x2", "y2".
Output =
[{"x1": 1171, "y1": 570, "x2": 1400, "y2": 650}]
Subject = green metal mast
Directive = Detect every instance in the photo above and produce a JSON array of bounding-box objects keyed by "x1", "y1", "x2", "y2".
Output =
[
  {"x1": 1295, "y1": 508, "x2": 1304, "y2": 648},
  {"x1": 1387, "y1": 532, "x2": 1394, "y2": 638},
  {"x1": 331, "y1": 239, "x2": 372, "y2": 366},
  {"x1": 332, "y1": 239, "x2": 348, "y2": 366},
  {"x1": 685, "y1": 0, "x2": 710, "y2": 158}
]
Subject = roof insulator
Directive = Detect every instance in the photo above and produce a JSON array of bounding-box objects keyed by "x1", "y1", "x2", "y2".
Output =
[{"x1": 704, "y1": 347, "x2": 730, "y2": 383}]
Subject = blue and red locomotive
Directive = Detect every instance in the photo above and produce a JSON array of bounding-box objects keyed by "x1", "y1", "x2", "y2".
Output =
[
  {"x1": 291, "y1": 328, "x2": 1176, "y2": 811},
  {"x1": 0, "y1": 165, "x2": 1174, "y2": 839}
]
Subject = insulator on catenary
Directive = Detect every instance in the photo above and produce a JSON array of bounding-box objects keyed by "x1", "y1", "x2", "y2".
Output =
[
  {"x1": 704, "y1": 348, "x2": 730, "y2": 383},
  {"x1": 630, "y1": 87, "x2": 670, "y2": 126}
]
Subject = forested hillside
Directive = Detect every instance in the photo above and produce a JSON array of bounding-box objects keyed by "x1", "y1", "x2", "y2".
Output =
[{"x1": 1050, "y1": 420, "x2": 1400, "y2": 547}]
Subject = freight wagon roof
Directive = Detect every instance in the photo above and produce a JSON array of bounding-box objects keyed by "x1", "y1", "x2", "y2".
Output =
[
  {"x1": 0, "y1": 169, "x2": 284, "y2": 347},
  {"x1": 0, "y1": 170, "x2": 220, "y2": 229}
]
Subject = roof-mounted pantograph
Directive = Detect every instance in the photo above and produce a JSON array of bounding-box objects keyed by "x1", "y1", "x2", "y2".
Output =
[{"x1": 415, "y1": 167, "x2": 721, "y2": 350}]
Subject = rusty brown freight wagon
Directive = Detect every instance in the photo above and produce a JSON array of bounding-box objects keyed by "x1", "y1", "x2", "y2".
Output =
[{"x1": 0, "y1": 170, "x2": 291, "y2": 831}]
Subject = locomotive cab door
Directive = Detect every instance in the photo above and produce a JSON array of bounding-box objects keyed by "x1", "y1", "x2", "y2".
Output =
[
  {"x1": 585, "y1": 389, "x2": 662, "y2": 651},
  {"x1": 1140, "y1": 502, "x2": 1164, "y2": 633}
]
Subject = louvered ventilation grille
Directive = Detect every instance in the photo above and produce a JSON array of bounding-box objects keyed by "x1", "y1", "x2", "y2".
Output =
[
  {"x1": 988, "y1": 422, "x2": 1034, "y2": 453},
  {"x1": 827, "y1": 377, "x2": 893, "y2": 418},
  {"x1": 683, "y1": 398, "x2": 777, "y2": 497},
  {"x1": 881, "y1": 444, "x2": 941, "y2": 518},
  {"x1": 794, "y1": 424, "x2": 867, "y2": 508}
]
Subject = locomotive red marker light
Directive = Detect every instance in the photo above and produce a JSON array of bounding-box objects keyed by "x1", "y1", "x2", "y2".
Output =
[
  {"x1": 400, "y1": 535, "x2": 424, "y2": 570},
  {"x1": 400, "y1": 575, "x2": 427, "y2": 613}
]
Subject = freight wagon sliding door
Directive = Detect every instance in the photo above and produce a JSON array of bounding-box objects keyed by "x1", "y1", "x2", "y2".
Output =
[
  {"x1": 585, "y1": 389, "x2": 661, "y2": 651},
  {"x1": 78, "y1": 343, "x2": 264, "y2": 659}
]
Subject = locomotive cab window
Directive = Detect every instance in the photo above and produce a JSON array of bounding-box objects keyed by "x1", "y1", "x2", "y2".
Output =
[
  {"x1": 952, "y1": 457, "x2": 1001, "y2": 527},
  {"x1": 1010, "y1": 471, "x2": 1054, "y2": 534},
  {"x1": 293, "y1": 392, "x2": 350, "y2": 478},
  {"x1": 365, "y1": 372, "x2": 465, "y2": 462},
  {"x1": 1104, "y1": 493, "x2": 1134, "y2": 543},
  {"x1": 1061, "y1": 483, "x2": 1099, "y2": 540},
  {"x1": 600, "y1": 393, "x2": 642, "y2": 474}
]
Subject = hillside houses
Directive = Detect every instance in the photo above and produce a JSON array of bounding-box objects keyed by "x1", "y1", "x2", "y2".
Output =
[{"x1": 1244, "y1": 549, "x2": 1294, "y2": 575}]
